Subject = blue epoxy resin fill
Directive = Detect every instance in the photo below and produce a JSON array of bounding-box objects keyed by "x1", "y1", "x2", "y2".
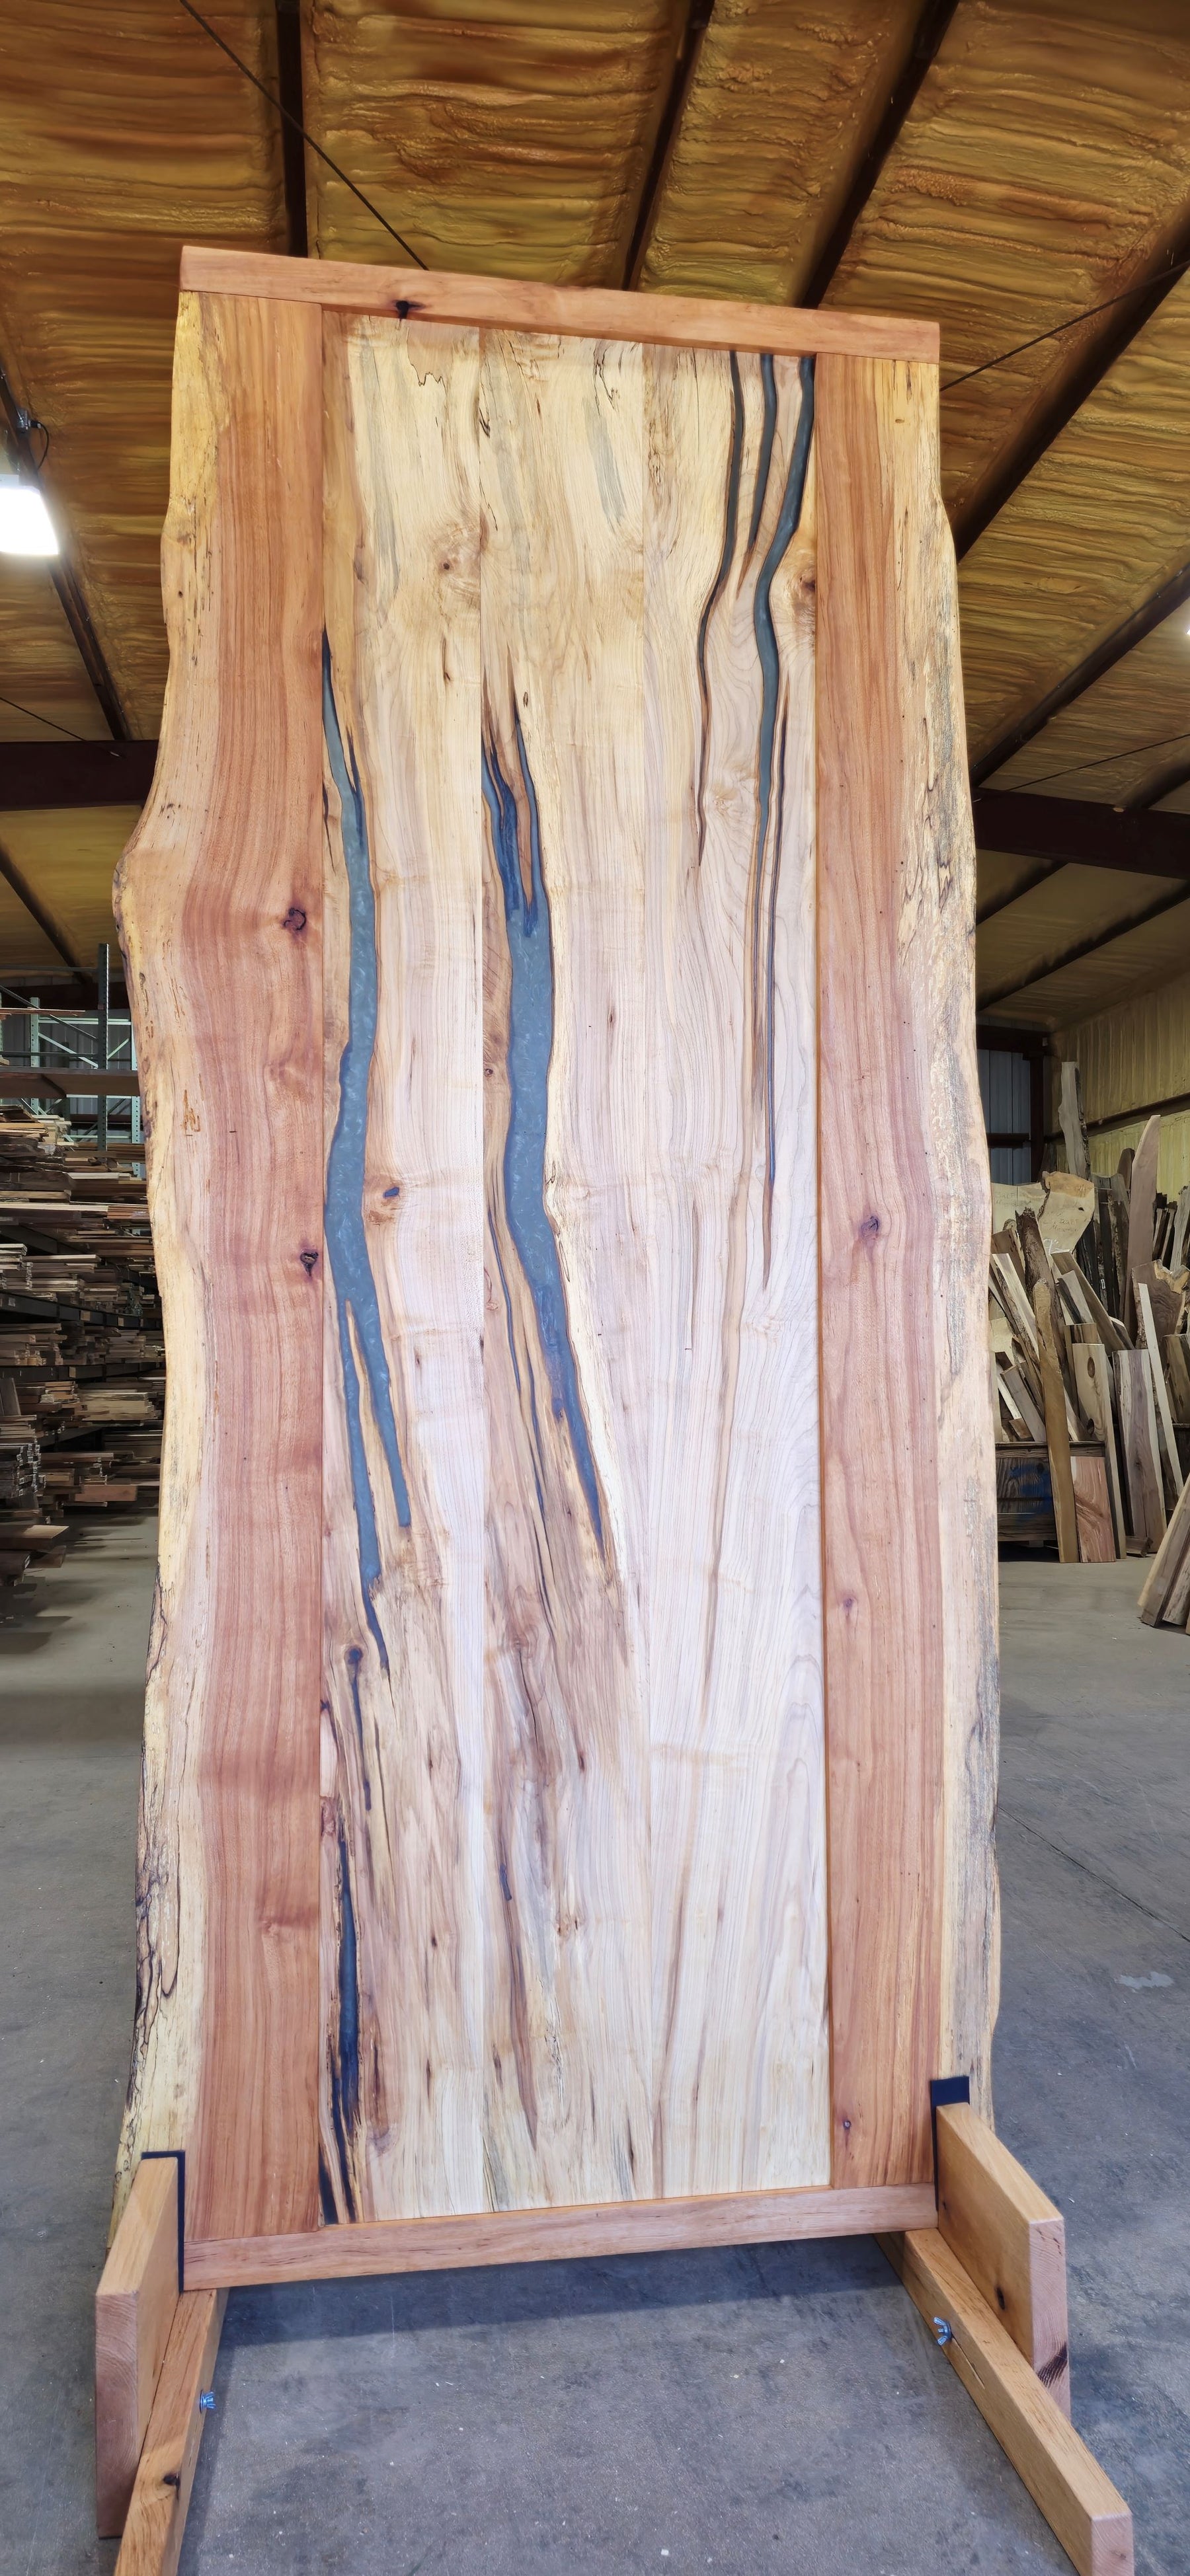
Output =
[
  {"x1": 482, "y1": 716, "x2": 604, "y2": 1551},
  {"x1": 752, "y1": 358, "x2": 816, "y2": 1217},
  {"x1": 323, "y1": 638, "x2": 413, "y2": 1653}
]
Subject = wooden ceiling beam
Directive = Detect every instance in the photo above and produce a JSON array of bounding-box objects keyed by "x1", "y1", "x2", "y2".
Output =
[
  {"x1": 0, "y1": 832, "x2": 94, "y2": 997},
  {"x1": 799, "y1": 0, "x2": 962, "y2": 307},
  {"x1": 977, "y1": 881, "x2": 1190, "y2": 1014},
  {"x1": 622, "y1": 0, "x2": 715, "y2": 291},
  {"x1": 0, "y1": 361, "x2": 131, "y2": 744},
  {"x1": 970, "y1": 558, "x2": 1190, "y2": 788},
  {"x1": 0, "y1": 740, "x2": 157, "y2": 810},
  {"x1": 973, "y1": 790, "x2": 1190, "y2": 878},
  {"x1": 953, "y1": 208, "x2": 1190, "y2": 562},
  {"x1": 1127, "y1": 754, "x2": 1190, "y2": 813},
  {"x1": 274, "y1": 0, "x2": 308, "y2": 260}
]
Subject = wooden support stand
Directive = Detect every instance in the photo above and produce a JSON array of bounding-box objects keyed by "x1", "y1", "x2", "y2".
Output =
[
  {"x1": 96, "y1": 2156, "x2": 225, "y2": 2573},
  {"x1": 881, "y1": 2105, "x2": 1132, "y2": 2576}
]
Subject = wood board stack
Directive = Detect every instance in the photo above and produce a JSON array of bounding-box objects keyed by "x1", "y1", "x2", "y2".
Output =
[
  {"x1": 991, "y1": 1102, "x2": 1189, "y2": 1564},
  {"x1": 0, "y1": 1109, "x2": 163, "y2": 1580}
]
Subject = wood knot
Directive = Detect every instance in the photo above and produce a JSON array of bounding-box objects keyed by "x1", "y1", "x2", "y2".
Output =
[
  {"x1": 299, "y1": 1248, "x2": 319, "y2": 1275},
  {"x1": 858, "y1": 1211, "x2": 881, "y2": 1242},
  {"x1": 282, "y1": 905, "x2": 307, "y2": 934}
]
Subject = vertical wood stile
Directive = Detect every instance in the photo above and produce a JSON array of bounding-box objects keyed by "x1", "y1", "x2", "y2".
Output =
[
  {"x1": 319, "y1": 315, "x2": 487, "y2": 2224},
  {"x1": 816, "y1": 352, "x2": 997, "y2": 2185},
  {"x1": 114, "y1": 289, "x2": 325, "y2": 2242}
]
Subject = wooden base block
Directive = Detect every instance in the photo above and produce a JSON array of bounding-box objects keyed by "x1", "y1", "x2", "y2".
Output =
[
  {"x1": 114, "y1": 2289, "x2": 227, "y2": 2576},
  {"x1": 96, "y1": 2158, "x2": 180, "y2": 2535},
  {"x1": 882, "y1": 2229, "x2": 1132, "y2": 2576}
]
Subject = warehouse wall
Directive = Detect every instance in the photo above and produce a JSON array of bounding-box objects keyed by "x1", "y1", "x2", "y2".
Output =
[{"x1": 1056, "y1": 969, "x2": 1190, "y2": 1193}]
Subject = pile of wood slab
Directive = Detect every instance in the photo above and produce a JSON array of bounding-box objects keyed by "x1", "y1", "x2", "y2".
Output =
[
  {"x1": 992, "y1": 1101, "x2": 1188, "y2": 1564},
  {"x1": 0, "y1": 1106, "x2": 163, "y2": 1593}
]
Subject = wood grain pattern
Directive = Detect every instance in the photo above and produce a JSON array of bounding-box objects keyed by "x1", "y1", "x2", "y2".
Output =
[
  {"x1": 184, "y1": 2181, "x2": 938, "y2": 2289},
  {"x1": 816, "y1": 352, "x2": 998, "y2": 2181},
  {"x1": 1070, "y1": 1452, "x2": 1117, "y2": 1566},
  {"x1": 1115, "y1": 1349, "x2": 1166, "y2": 1551},
  {"x1": 178, "y1": 246, "x2": 940, "y2": 362},
  {"x1": 95, "y1": 2158, "x2": 179, "y2": 2534},
  {"x1": 643, "y1": 344, "x2": 827, "y2": 2197},
  {"x1": 318, "y1": 312, "x2": 485, "y2": 2228},
  {"x1": 477, "y1": 328, "x2": 653, "y2": 2211},
  {"x1": 112, "y1": 288, "x2": 324, "y2": 2244}
]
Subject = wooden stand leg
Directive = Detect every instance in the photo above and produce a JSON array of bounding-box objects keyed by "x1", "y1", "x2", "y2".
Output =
[
  {"x1": 114, "y1": 2289, "x2": 227, "y2": 2576},
  {"x1": 935, "y1": 2100, "x2": 1071, "y2": 2415},
  {"x1": 96, "y1": 2158, "x2": 181, "y2": 2535},
  {"x1": 881, "y1": 2104, "x2": 1132, "y2": 2576}
]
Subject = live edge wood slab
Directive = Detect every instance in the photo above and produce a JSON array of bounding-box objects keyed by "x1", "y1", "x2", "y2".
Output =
[{"x1": 112, "y1": 252, "x2": 996, "y2": 2277}]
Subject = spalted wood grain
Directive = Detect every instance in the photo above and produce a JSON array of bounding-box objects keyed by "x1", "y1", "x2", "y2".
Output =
[
  {"x1": 643, "y1": 344, "x2": 828, "y2": 2196},
  {"x1": 478, "y1": 330, "x2": 653, "y2": 2210},
  {"x1": 319, "y1": 313, "x2": 485, "y2": 2224},
  {"x1": 113, "y1": 289, "x2": 323, "y2": 2244},
  {"x1": 816, "y1": 352, "x2": 998, "y2": 2183}
]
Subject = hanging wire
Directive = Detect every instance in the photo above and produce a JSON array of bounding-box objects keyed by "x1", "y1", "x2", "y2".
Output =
[
  {"x1": 176, "y1": 0, "x2": 426, "y2": 269},
  {"x1": 941, "y1": 257, "x2": 1190, "y2": 392},
  {"x1": 1001, "y1": 723, "x2": 1190, "y2": 796},
  {"x1": 0, "y1": 691, "x2": 83, "y2": 740}
]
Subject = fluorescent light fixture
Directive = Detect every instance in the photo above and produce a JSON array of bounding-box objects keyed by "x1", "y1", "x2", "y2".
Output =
[{"x1": 0, "y1": 474, "x2": 58, "y2": 557}]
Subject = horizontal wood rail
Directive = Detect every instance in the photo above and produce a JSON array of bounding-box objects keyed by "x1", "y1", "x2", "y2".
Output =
[
  {"x1": 184, "y1": 2183, "x2": 939, "y2": 2289},
  {"x1": 179, "y1": 245, "x2": 940, "y2": 361}
]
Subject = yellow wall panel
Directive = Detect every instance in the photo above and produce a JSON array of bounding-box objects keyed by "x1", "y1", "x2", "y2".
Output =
[{"x1": 1057, "y1": 966, "x2": 1190, "y2": 1192}]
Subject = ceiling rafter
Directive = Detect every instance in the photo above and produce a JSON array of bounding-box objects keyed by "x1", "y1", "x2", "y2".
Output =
[
  {"x1": 800, "y1": 0, "x2": 962, "y2": 308},
  {"x1": 973, "y1": 791, "x2": 1190, "y2": 878},
  {"x1": 0, "y1": 833, "x2": 91, "y2": 989},
  {"x1": 0, "y1": 741, "x2": 157, "y2": 809},
  {"x1": 978, "y1": 882, "x2": 1190, "y2": 1014},
  {"x1": 0, "y1": 361, "x2": 130, "y2": 745},
  {"x1": 622, "y1": 0, "x2": 715, "y2": 292},
  {"x1": 274, "y1": 0, "x2": 308, "y2": 260},
  {"x1": 970, "y1": 558, "x2": 1190, "y2": 788},
  {"x1": 953, "y1": 206, "x2": 1190, "y2": 560}
]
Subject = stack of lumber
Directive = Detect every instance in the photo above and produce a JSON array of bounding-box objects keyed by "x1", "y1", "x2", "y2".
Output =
[
  {"x1": 0, "y1": 1109, "x2": 163, "y2": 1587},
  {"x1": 992, "y1": 1106, "x2": 1188, "y2": 1564}
]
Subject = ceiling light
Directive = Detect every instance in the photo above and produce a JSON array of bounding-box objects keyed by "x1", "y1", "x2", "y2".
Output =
[{"x1": 0, "y1": 474, "x2": 58, "y2": 557}]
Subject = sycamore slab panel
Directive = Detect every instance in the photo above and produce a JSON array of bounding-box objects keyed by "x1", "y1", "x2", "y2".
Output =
[{"x1": 115, "y1": 266, "x2": 994, "y2": 2271}]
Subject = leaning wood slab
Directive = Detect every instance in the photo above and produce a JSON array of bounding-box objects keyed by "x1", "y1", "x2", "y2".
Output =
[{"x1": 112, "y1": 253, "x2": 996, "y2": 2273}]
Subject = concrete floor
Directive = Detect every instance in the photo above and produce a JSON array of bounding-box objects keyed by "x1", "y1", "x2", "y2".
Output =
[{"x1": 0, "y1": 1529, "x2": 1186, "y2": 2574}]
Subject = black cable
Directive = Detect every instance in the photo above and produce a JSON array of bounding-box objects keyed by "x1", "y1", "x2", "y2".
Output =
[
  {"x1": 941, "y1": 257, "x2": 1190, "y2": 393},
  {"x1": 1004, "y1": 723, "x2": 1190, "y2": 796},
  {"x1": 176, "y1": 0, "x2": 426, "y2": 269}
]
